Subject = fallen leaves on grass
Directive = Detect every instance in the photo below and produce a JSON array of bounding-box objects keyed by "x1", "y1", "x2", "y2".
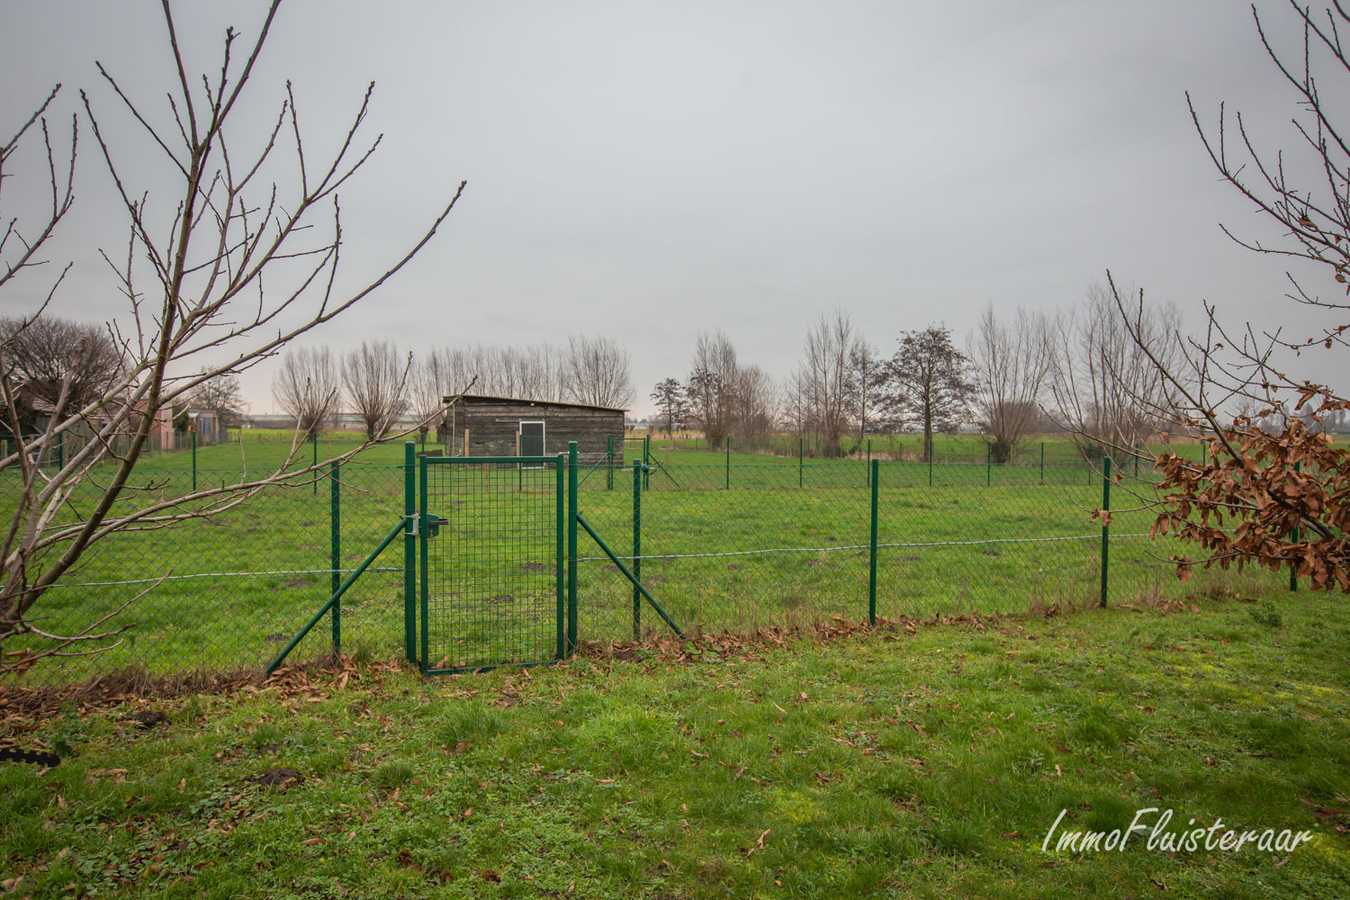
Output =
[
  {"x1": 245, "y1": 768, "x2": 304, "y2": 791},
  {"x1": 89, "y1": 768, "x2": 128, "y2": 782},
  {"x1": 124, "y1": 709, "x2": 168, "y2": 729}
]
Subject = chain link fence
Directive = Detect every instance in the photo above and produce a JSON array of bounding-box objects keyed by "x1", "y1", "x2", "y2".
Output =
[
  {"x1": 2, "y1": 440, "x2": 1287, "y2": 686},
  {"x1": 572, "y1": 453, "x2": 1284, "y2": 644},
  {"x1": 4, "y1": 460, "x2": 408, "y2": 685}
]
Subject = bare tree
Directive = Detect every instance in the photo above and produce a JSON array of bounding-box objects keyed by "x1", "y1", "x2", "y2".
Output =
[
  {"x1": 190, "y1": 369, "x2": 247, "y2": 428},
  {"x1": 342, "y1": 340, "x2": 408, "y2": 440},
  {"x1": 272, "y1": 347, "x2": 341, "y2": 438},
  {"x1": 436, "y1": 346, "x2": 485, "y2": 401},
  {"x1": 790, "y1": 310, "x2": 857, "y2": 457},
  {"x1": 424, "y1": 342, "x2": 568, "y2": 403},
  {"x1": 0, "y1": 316, "x2": 125, "y2": 437},
  {"x1": 564, "y1": 335, "x2": 634, "y2": 409},
  {"x1": 686, "y1": 330, "x2": 739, "y2": 447},
  {"x1": 0, "y1": 0, "x2": 464, "y2": 675},
  {"x1": 730, "y1": 363, "x2": 780, "y2": 448},
  {"x1": 1049, "y1": 281, "x2": 1186, "y2": 456},
  {"x1": 1111, "y1": 2, "x2": 1350, "y2": 590},
  {"x1": 968, "y1": 304, "x2": 1053, "y2": 462},
  {"x1": 848, "y1": 340, "x2": 887, "y2": 447},
  {"x1": 884, "y1": 325, "x2": 975, "y2": 462},
  {"x1": 409, "y1": 351, "x2": 447, "y2": 440},
  {"x1": 649, "y1": 377, "x2": 687, "y2": 437},
  {"x1": 519, "y1": 344, "x2": 569, "y2": 402}
]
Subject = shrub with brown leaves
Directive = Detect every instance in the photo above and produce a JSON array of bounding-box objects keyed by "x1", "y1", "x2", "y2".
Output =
[{"x1": 1151, "y1": 402, "x2": 1349, "y2": 591}]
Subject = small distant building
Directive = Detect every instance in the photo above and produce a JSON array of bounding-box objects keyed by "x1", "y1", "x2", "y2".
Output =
[
  {"x1": 186, "y1": 407, "x2": 222, "y2": 443},
  {"x1": 440, "y1": 394, "x2": 626, "y2": 465}
]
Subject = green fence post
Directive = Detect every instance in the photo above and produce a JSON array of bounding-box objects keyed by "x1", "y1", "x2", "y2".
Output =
[
  {"x1": 725, "y1": 436, "x2": 731, "y2": 490},
  {"x1": 56, "y1": 431, "x2": 64, "y2": 472},
  {"x1": 418, "y1": 453, "x2": 430, "y2": 672},
  {"x1": 568, "y1": 441, "x2": 578, "y2": 655},
  {"x1": 799, "y1": 437, "x2": 804, "y2": 488},
  {"x1": 404, "y1": 441, "x2": 417, "y2": 665},
  {"x1": 607, "y1": 433, "x2": 614, "y2": 491},
  {"x1": 1100, "y1": 456, "x2": 1111, "y2": 608},
  {"x1": 191, "y1": 430, "x2": 197, "y2": 492},
  {"x1": 331, "y1": 459, "x2": 341, "y2": 657},
  {"x1": 312, "y1": 430, "x2": 318, "y2": 495},
  {"x1": 632, "y1": 461, "x2": 642, "y2": 641},
  {"x1": 556, "y1": 453, "x2": 566, "y2": 660},
  {"x1": 643, "y1": 435, "x2": 650, "y2": 491},
  {"x1": 1290, "y1": 461, "x2": 1301, "y2": 592},
  {"x1": 869, "y1": 459, "x2": 879, "y2": 626},
  {"x1": 986, "y1": 441, "x2": 991, "y2": 487}
]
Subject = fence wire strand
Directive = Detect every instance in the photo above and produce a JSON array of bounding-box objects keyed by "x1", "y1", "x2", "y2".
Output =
[{"x1": 1, "y1": 439, "x2": 1286, "y2": 685}]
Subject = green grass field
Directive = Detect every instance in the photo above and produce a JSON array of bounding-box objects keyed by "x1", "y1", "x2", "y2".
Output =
[
  {"x1": 65, "y1": 428, "x2": 1221, "y2": 477},
  {"x1": 643, "y1": 431, "x2": 1220, "y2": 467},
  {"x1": 3, "y1": 592, "x2": 1348, "y2": 898},
  {"x1": 3, "y1": 434, "x2": 1290, "y2": 684}
]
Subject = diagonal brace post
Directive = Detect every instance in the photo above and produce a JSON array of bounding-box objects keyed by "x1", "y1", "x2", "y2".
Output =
[
  {"x1": 266, "y1": 517, "x2": 407, "y2": 675},
  {"x1": 576, "y1": 512, "x2": 682, "y2": 638}
]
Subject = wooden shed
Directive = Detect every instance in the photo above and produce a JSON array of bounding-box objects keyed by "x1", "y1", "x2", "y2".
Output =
[{"x1": 440, "y1": 394, "x2": 626, "y2": 465}]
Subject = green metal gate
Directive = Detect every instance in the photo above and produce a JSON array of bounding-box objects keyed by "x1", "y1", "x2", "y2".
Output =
[{"x1": 418, "y1": 454, "x2": 566, "y2": 674}]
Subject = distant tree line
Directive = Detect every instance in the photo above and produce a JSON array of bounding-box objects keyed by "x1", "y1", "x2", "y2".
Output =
[
  {"x1": 0, "y1": 321, "x2": 639, "y2": 445},
  {"x1": 19, "y1": 288, "x2": 1298, "y2": 462},
  {"x1": 0, "y1": 315, "x2": 248, "y2": 439},
  {"x1": 270, "y1": 334, "x2": 635, "y2": 440},
  {"x1": 649, "y1": 285, "x2": 1203, "y2": 461}
]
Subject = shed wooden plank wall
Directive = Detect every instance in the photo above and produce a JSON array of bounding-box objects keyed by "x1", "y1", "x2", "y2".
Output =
[{"x1": 447, "y1": 398, "x2": 623, "y2": 465}]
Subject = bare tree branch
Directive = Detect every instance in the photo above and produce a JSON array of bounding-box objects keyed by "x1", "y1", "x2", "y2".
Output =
[{"x1": 0, "y1": 0, "x2": 466, "y2": 675}]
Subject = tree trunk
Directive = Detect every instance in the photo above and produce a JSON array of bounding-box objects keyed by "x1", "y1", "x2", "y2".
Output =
[{"x1": 924, "y1": 407, "x2": 933, "y2": 464}]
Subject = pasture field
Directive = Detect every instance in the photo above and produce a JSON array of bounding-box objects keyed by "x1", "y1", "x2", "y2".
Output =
[
  {"x1": 2, "y1": 592, "x2": 1348, "y2": 898},
  {"x1": 29, "y1": 426, "x2": 1346, "y2": 476},
  {"x1": 94, "y1": 428, "x2": 1226, "y2": 475},
  {"x1": 5, "y1": 429, "x2": 1291, "y2": 685},
  {"x1": 643, "y1": 431, "x2": 1223, "y2": 466},
  {"x1": 5, "y1": 447, "x2": 1285, "y2": 684}
]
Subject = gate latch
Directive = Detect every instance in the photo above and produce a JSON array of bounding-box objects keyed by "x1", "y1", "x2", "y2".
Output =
[{"x1": 425, "y1": 515, "x2": 448, "y2": 538}]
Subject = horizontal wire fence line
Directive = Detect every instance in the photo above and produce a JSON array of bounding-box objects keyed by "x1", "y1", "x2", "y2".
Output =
[
  {"x1": 0, "y1": 427, "x2": 233, "y2": 470},
  {"x1": 3, "y1": 444, "x2": 1292, "y2": 686},
  {"x1": 5, "y1": 462, "x2": 408, "y2": 685},
  {"x1": 571, "y1": 456, "x2": 1285, "y2": 644},
  {"x1": 650, "y1": 434, "x2": 1214, "y2": 467}
]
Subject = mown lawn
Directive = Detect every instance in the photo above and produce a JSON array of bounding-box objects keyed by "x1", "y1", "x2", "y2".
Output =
[{"x1": 3, "y1": 591, "x2": 1348, "y2": 898}]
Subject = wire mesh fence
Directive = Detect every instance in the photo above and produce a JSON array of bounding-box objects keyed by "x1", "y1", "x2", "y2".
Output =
[
  {"x1": 2, "y1": 441, "x2": 1292, "y2": 686},
  {"x1": 3, "y1": 461, "x2": 409, "y2": 685},
  {"x1": 650, "y1": 433, "x2": 1214, "y2": 468},
  {"x1": 0, "y1": 426, "x2": 235, "y2": 472},
  {"x1": 571, "y1": 453, "x2": 1287, "y2": 642},
  {"x1": 420, "y1": 457, "x2": 563, "y2": 674}
]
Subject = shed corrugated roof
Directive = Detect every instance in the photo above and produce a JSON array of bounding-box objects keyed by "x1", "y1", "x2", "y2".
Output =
[{"x1": 441, "y1": 393, "x2": 628, "y2": 414}]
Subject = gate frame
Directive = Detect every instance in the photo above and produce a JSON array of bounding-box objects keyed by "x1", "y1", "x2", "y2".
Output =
[{"x1": 415, "y1": 451, "x2": 568, "y2": 675}]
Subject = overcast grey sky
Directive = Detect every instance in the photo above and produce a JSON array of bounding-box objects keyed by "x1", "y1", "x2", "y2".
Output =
[{"x1": 1, "y1": 1, "x2": 1340, "y2": 417}]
